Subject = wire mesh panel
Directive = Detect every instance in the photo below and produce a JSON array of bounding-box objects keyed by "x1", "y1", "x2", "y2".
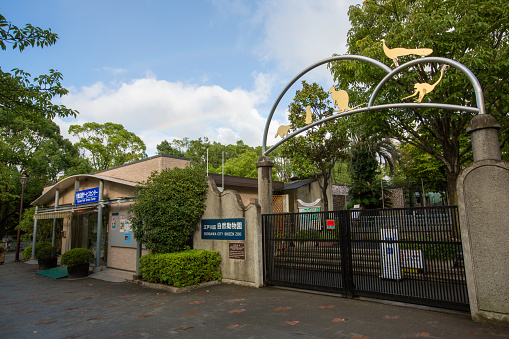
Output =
[{"x1": 263, "y1": 206, "x2": 469, "y2": 311}]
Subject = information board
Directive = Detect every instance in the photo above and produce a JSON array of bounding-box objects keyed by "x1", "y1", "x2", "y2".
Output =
[
  {"x1": 110, "y1": 210, "x2": 138, "y2": 248},
  {"x1": 201, "y1": 218, "x2": 245, "y2": 240},
  {"x1": 75, "y1": 187, "x2": 99, "y2": 205}
]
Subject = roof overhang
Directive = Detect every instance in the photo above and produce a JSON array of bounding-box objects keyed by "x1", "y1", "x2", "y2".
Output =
[{"x1": 32, "y1": 174, "x2": 137, "y2": 206}]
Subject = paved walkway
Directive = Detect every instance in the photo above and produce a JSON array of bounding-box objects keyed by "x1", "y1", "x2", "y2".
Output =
[{"x1": 0, "y1": 252, "x2": 507, "y2": 338}]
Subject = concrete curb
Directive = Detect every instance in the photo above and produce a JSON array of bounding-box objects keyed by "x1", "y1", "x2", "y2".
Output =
[{"x1": 130, "y1": 279, "x2": 221, "y2": 293}]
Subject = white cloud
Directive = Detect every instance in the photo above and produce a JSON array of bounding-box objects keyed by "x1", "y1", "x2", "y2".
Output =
[
  {"x1": 254, "y1": 0, "x2": 362, "y2": 82},
  {"x1": 58, "y1": 74, "x2": 284, "y2": 156}
]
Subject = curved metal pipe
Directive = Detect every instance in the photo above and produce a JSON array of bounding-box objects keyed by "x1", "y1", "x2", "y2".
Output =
[
  {"x1": 264, "y1": 102, "x2": 479, "y2": 155},
  {"x1": 368, "y1": 57, "x2": 485, "y2": 114},
  {"x1": 262, "y1": 55, "x2": 392, "y2": 154}
]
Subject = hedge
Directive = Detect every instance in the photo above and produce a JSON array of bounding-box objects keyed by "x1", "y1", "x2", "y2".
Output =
[{"x1": 139, "y1": 250, "x2": 222, "y2": 288}]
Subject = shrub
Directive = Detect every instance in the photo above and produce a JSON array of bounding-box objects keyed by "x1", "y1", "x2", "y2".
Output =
[
  {"x1": 131, "y1": 166, "x2": 208, "y2": 254},
  {"x1": 35, "y1": 246, "x2": 58, "y2": 260},
  {"x1": 23, "y1": 242, "x2": 51, "y2": 260},
  {"x1": 401, "y1": 233, "x2": 461, "y2": 260},
  {"x1": 61, "y1": 248, "x2": 95, "y2": 268},
  {"x1": 139, "y1": 250, "x2": 222, "y2": 287}
]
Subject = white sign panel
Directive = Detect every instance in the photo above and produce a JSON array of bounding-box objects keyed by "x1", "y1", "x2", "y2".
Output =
[{"x1": 380, "y1": 229, "x2": 402, "y2": 280}]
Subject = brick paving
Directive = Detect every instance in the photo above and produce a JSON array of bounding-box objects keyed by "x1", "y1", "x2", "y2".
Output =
[{"x1": 0, "y1": 252, "x2": 508, "y2": 338}]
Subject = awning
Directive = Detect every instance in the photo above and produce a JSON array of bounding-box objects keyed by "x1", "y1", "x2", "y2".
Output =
[{"x1": 34, "y1": 211, "x2": 73, "y2": 220}]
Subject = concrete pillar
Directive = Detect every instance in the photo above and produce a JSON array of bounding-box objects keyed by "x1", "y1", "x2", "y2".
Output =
[
  {"x1": 466, "y1": 114, "x2": 501, "y2": 162},
  {"x1": 457, "y1": 114, "x2": 509, "y2": 326},
  {"x1": 30, "y1": 206, "x2": 38, "y2": 260},
  {"x1": 257, "y1": 156, "x2": 274, "y2": 215},
  {"x1": 52, "y1": 190, "x2": 59, "y2": 247},
  {"x1": 94, "y1": 180, "x2": 104, "y2": 272}
]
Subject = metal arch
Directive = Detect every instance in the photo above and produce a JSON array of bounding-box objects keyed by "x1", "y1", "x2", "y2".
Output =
[
  {"x1": 264, "y1": 102, "x2": 479, "y2": 155},
  {"x1": 261, "y1": 55, "x2": 392, "y2": 154},
  {"x1": 368, "y1": 57, "x2": 486, "y2": 114}
]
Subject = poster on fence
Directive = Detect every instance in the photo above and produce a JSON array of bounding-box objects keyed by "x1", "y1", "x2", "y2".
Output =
[{"x1": 380, "y1": 229, "x2": 402, "y2": 280}]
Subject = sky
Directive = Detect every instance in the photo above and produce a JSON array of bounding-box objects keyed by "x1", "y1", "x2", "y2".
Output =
[{"x1": 1, "y1": 0, "x2": 363, "y2": 156}]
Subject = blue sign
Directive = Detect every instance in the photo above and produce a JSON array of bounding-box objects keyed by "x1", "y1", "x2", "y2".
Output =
[
  {"x1": 75, "y1": 187, "x2": 99, "y2": 205},
  {"x1": 201, "y1": 218, "x2": 245, "y2": 240}
]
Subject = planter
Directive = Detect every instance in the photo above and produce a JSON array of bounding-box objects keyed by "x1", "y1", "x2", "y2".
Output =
[
  {"x1": 67, "y1": 263, "x2": 90, "y2": 279},
  {"x1": 38, "y1": 258, "x2": 57, "y2": 270},
  {"x1": 0, "y1": 252, "x2": 5, "y2": 264}
]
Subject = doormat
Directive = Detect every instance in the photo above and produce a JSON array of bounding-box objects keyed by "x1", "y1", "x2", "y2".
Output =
[{"x1": 36, "y1": 266, "x2": 68, "y2": 279}]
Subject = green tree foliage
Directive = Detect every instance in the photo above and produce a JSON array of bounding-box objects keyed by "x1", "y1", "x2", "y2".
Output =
[
  {"x1": 18, "y1": 207, "x2": 57, "y2": 242},
  {"x1": 329, "y1": 0, "x2": 509, "y2": 204},
  {"x1": 281, "y1": 81, "x2": 349, "y2": 211},
  {"x1": 69, "y1": 122, "x2": 147, "y2": 171},
  {"x1": 130, "y1": 166, "x2": 208, "y2": 254},
  {"x1": 157, "y1": 138, "x2": 281, "y2": 180},
  {"x1": 0, "y1": 13, "x2": 84, "y2": 237},
  {"x1": 347, "y1": 131, "x2": 398, "y2": 209}
]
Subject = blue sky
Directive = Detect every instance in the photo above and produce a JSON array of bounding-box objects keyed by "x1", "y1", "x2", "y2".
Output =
[{"x1": 2, "y1": 0, "x2": 362, "y2": 155}]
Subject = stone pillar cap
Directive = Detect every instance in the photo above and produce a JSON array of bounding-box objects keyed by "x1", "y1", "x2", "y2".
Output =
[
  {"x1": 466, "y1": 114, "x2": 501, "y2": 134},
  {"x1": 256, "y1": 155, "x2": 273, "y2": 168}
]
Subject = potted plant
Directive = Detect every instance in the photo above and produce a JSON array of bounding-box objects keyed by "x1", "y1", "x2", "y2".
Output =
[
  {"x1": 61, "y1": 248, "x2": 95, "y2": 278},
  {"x1": 35, "y1": 246, "x2": 58, "y2": 270},
  {"x1": 0, "y1": 245, "x2": 5, "y2": 264}
]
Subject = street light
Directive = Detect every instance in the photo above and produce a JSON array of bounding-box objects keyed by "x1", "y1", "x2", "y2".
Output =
[{"x1": 15, "y1": 174, "x2": 28, "y2": 262}]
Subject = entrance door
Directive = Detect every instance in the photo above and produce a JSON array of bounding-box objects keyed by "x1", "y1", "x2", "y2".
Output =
[{"x1": 70, "y1": 212, "x2": 108, "y2": 265}]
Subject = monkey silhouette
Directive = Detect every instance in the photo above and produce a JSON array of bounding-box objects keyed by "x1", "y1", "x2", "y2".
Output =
[{"x1": 402, "y1": 65, "x2": 449, "y2": 103}]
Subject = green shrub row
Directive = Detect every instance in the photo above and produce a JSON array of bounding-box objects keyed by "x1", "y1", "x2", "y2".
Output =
[
  {"x1": 139, "y1": 250, "x2": 222, "y2": 288},
  {"x1": 23, "y1": 242, "x2": 51, "y2": 260}
]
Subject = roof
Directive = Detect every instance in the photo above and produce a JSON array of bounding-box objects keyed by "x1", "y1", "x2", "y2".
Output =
[
  {"x1": 92, "y1": 154, "x2": 191, "y2": 176},
  {"x1": 282, "y1": 179, "x2": 314, "y2": 191},
  {"x1": 207, "y1": 173, "x2": 284, "y2": 190},
  {"x1": 32, "y1": 174, "x2": 137, "y2": 206}
]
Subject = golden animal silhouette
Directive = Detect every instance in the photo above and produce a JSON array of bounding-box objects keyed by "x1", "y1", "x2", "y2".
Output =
[
  {"x1": 381, "y1": 39, "x2": 433, "y2": 67},
  {"x1": 328, "y1": 86, "x2": 366, "y2": 112},
  {"x1": 275, "y1": 125, "x2": 291, "y2": 138},
  {"x1": 402, "y1": 64, "x2": 449, "y2": 103},
  {"x1": 305, "y1": 106, "x2": 312, "y2": 124}
]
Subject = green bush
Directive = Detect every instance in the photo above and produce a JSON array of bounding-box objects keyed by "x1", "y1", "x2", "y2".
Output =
[
  {"x1": 130, "y1": 166, "x2": 208, "y2": 254},
  {"x1": 35, "y1": 246, "x2": 58, "y2": 260},
  {"x1": 61, "y1": 248, "x2": 95, "y2": 268},
  {"x1": 22, "y1": 242, "x2": 51, "y2": 260},
  {"x1": 139, "y1": 250, "x2": 222, "y2": 288}
]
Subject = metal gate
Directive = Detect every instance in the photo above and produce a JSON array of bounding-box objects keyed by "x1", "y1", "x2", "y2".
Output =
[{"x1": 263, "y1": 206, "x2": 469, "y2": 311}]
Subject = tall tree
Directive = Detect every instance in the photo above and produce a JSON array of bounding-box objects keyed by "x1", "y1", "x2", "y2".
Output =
[
  {"x1": 0, "y1": 13, "x2": 81, "y2": 237},
  {"x1": 329, "y1": 0, "x2": 509, "y2": 204},
  {"x1": 69, "y1": 122, "x2": 147, "y2": 171},
  {"x1": 281, "y1": 81, "x2": 349, "y2": 211}
]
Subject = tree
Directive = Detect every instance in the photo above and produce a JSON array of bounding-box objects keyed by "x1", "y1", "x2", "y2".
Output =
[
  {"x1": 281, "y1": 81, "x2": 349, "y2": 211},
  {"x1": 329, "y1": 0, "x2": 509, "y2": 204},
  {"x1": 156, "y1": 140, "x2": 185, "y2": 157},
  {"x1": 130, "y1": 166, "x2": 208, "y2": 253},
  {"x1": 69, "y1": 122, "x2": 147, "y2": 171},
  {"x1": 0, "y1": 13, "x2": 81, "y2": 237},
  {"x1": 347, "y1": 131, "x2": 398, "y2": 209}
]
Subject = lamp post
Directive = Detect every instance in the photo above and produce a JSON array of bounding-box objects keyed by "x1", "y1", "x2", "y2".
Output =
[{"x1": 15, "y1": 175, "x2": 28, "y2": 262}]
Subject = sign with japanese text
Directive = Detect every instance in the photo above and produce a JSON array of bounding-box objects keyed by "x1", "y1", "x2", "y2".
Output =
[
  {"x1": 75, "y1": 187, "x2": 99, "y2": 205},
  {"x1": 201, "y1": 218, "x2": 245, "y2": 240},
  {"x1": 229, "y1": 242, "x2": 245, "y2": 259}
]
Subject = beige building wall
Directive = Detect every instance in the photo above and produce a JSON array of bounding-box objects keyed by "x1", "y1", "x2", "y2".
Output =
[{"x1": 96, "y1": 155, "x2": 189, "y2": 183}]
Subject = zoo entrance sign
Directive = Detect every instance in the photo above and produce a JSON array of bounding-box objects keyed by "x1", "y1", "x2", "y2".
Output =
[{"x1": 201, "y1": 218, "x2": 245, "y2": 240}]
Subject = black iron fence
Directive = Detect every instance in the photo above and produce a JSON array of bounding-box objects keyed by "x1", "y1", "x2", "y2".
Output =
[{"x1": 263, "y1": 206, "x2": 469, "y2": 311}]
